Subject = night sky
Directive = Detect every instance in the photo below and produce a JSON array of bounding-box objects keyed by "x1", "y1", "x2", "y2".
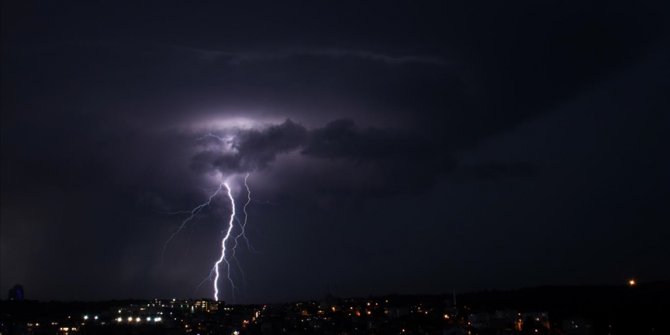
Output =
[{"x1": 1, "y1": 1, "x2": 669, "y2": 303}]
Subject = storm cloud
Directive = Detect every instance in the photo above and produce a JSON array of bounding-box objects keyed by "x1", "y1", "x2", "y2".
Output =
[
  {"x1": 187, "y1": 117, "x2": 452, "y2": 196},
  {"x1": 190, "y1": 119, "x2": 308, "y2": 174},
  {"x1": 2, "y1": 1, "x2": 668, "y2": 302},
  {"x1": 173, "y1": 46, "x2": 447, "y2": 67}
]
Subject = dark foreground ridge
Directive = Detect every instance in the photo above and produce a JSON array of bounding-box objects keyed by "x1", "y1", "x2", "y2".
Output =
[{"x1": 1, "y1": 281, "x2": 668, "y2": 335}]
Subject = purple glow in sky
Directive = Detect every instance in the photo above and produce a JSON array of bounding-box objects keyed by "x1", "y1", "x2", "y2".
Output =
[{"x1": 1, "y1": 1, "x2": 669, "y2": 302}]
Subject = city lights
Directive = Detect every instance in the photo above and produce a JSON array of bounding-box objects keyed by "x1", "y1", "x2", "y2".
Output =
[{"x1": 7, "y1": 294, "x2": 661, "y2": 334}]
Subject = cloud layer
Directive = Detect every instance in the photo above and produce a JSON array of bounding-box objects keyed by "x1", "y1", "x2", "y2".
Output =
[
  {"x1": 2, "y1": 0, "x2": 668, "y2": 302},
  {"x1": 188, "y1": 117, "x2": 455, "y2": 196}
]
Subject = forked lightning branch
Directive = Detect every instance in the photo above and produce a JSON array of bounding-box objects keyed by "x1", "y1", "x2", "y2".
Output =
[{"x1": 162, "y1": 173, "x2": 254, "y2": 302}]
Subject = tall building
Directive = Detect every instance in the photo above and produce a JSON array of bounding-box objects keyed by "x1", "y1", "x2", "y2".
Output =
[{"x1": 8, "y1": 284, "x2": 24, "y2": 301}]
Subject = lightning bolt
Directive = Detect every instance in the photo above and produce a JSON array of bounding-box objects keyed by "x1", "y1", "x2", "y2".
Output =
[
  {"x1": 161, "y1": 182, "x2": 225, "y2": 265},
  {"x1": 213, "y1": 181, "x2": 237, "y2": 301},
  {"x1": 162, "y1": 131, "x2": 258, "y2": 301},
  {"x1": 224, "y1": 173, "x2": 258, "y2": 294},
  {"x1": 234, "y1": 173, "x2": 257, "y2": 254},
  {"x1": 160, "y1": 178, "x2": 239, "y2": 301}
]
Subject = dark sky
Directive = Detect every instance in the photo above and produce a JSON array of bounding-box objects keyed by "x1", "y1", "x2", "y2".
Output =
[{"x1": 1, "y1": 1, "x2": 669, "y2": 303}]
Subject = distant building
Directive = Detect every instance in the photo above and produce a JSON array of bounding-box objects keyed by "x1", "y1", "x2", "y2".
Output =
[
  {"x1": 469, "y1": 309, "x2": 541, "y2": 332},
  {"x1": 194, "y1": 299, "x2": 219, "y2": 312},
  {"x1": 8, "y1": 284, "x2": 24, "y2": 301},
  {"x1": 522, "y1": 311, "x2": 550, "y2": 330},
  {"x1": 468, "y1": 312, "x2": 491, "y2": 329},
  {"x1": 387, "y1": 306, "x2": 410, "y2": 318},
  {"x1": 562, "y1": 318, "x2": 593, "y2": 335}
]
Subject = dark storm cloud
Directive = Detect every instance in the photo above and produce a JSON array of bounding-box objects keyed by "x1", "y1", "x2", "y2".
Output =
[
  {"x1": 2, "y1": 0, "x2": 669, "y2": 302},
  {"x1": 188, "y1": 117, "x2": 452, "y2": 198},
  {"x1": 172, "y1": 46, "x2": 447, "y2": 66},
  {"x1": 301, "y1": 119, "x2": 452, "y2": 194},
  {"x1": 303, "y1": 119, "x2": 433, "y2": 160},
  {"x1": 191, "y1": 118, "x2": 446, "y2": 172},
  {"x1": 456, "y1": 161, "x2": 537, "y2": 180},
  {"x1": 191, "y1": 119, "x2": 308, "y2": 174}
]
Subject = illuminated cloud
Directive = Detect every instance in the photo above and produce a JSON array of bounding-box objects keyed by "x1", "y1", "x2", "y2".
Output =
[
  {"x1": 190, "y1": 119, "x2": 308, "y2": 174},
  {"x1": 172, "y1": 46, "x2": 448, "y2": 67}
]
